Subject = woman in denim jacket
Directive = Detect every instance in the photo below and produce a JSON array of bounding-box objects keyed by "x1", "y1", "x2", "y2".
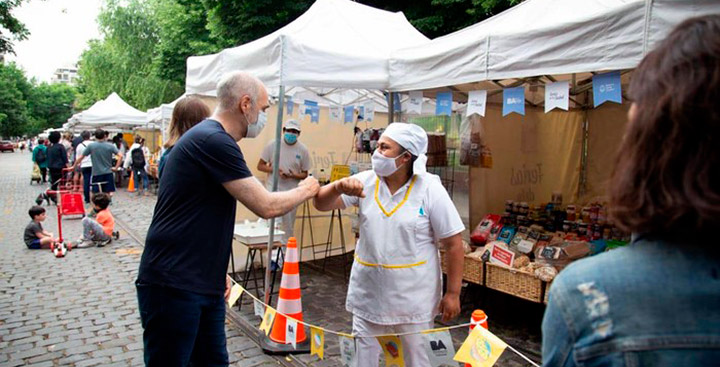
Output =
[{"x1": 542, "y1": 15, "x2": 720, "y2": 367}]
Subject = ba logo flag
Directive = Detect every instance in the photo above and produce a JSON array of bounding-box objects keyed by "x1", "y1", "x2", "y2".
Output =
[
  {"x1": 436, "y1": 92, "x2": 453, "y2": 116},
  {"x1": 338, "y1": 335, "x2": 356, "y2": 367},
  {"x1": 377, "y1": 335, "x2": 405, "y2": 367},
  {"x1": 423, "y1": 330, "x2": 457, "y2": 367},
  {"x1": 259, "y1": 307, "x2": 276, "y2": 336},
  {"x1": 503, "y1": 87, "x2": 525, "y2": 116},
  {"x1": 454, "y1": 327, "x2": 508, "y2": 367},
  {"x1": 310, "y1": 327, "x2": 325, "y2": 359}
]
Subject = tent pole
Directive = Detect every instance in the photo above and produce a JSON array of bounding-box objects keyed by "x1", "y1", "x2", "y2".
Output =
[
  {"x1": 264, "y1": 84, "x2": 285, "y2": 305},
  {"x1": 388, "y1": 92, "x2": 396, "y2": 122},
  {"x1": 579, "y1": 106, "x2": 590, "y2": 199},
  {"x1": 396, "y1": 93, "x2": 403, "y2": 122}
]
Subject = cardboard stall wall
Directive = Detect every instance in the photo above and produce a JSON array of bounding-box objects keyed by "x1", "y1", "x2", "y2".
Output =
[
  {"x1": 583, "y1": 103, "x2": 630, "y2": 202},
  {"x1": 467, "y1": 102, "x2": 629, "y2": 230},
  {"x1": 468, "y1": 105, "x2": 584, "y2": 229}
]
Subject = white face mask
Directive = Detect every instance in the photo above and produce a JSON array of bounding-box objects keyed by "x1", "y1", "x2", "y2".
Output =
[
  {"x1": 245, "y1": 110, "x2": 266, "y2": 138},
  {"x1": 371, "y1": 149, "x2": 407, "y2": 177}
]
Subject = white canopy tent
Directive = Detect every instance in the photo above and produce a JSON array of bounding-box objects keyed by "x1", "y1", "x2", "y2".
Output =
[
  {"x1": 146, "y1": 94, "x2": 188, "y2": 144},
  {"x1": 184, "y1": 0, "x2": 431, "y2": 303},
  {"x1": 67, "y1": 92, "x2": 147, "y2": 131},
  {"x1": 389, "y1": 0, "x2": 720, "y2": 91},
  {"x1": 185, "y1": 0, "x2": 429, "y2": 95}
]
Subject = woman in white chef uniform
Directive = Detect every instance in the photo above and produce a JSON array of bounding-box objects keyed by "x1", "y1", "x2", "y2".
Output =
[{"x1": 314, "y1": 122, "x2": 465, "y2": 366}]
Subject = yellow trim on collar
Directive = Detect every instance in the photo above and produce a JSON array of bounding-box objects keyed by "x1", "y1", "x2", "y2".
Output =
[{"x1": 374, "y1": 175, "x2": 417, "y2": 217}]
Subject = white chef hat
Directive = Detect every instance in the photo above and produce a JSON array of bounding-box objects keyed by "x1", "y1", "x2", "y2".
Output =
[{"x1": 381, "y1": 122, "x2": 428, "y2": 175}]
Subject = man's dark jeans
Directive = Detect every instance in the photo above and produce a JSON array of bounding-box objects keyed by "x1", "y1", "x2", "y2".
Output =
[
  {"x1": 136, "y1": 282, "x2": 229, "y2": 367},
  {"x1": 82, "y1": 167, "x2": 92, "y2": 203}
]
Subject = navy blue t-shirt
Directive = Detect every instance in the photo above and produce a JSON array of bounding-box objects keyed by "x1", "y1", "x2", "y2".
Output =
[{"x1": 138, "y1": 119, "x2": 252, "y2": 295}]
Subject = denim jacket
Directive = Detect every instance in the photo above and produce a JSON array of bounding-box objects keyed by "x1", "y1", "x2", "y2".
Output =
[{"x1": 542, "y1": 236, "x2": 720, "y2": 366}]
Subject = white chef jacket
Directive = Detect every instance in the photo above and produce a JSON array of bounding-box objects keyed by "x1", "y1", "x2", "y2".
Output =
[{"x1": 341, "y1": 170, "x2": 465, "y2": 325}]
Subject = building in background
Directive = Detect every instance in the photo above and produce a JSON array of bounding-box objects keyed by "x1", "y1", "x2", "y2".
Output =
[{"x1": 51, "y1": 64, "x2": 78, "y2": 85}]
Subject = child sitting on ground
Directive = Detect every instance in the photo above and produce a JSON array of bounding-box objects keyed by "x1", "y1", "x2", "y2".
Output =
[
  {"x1": 24, "y1": 206, "x2": 57, "y2": 249},
  {"x1": 77, "y1": 193, "x2": 114, "y2": 248}
]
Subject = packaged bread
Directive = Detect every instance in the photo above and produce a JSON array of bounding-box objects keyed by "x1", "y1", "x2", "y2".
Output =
[
  {"x1": 513, "y1": 255, "x2": 530, "y2": 269},
  {"x1": 467, "y1": 249, "x2": 485, "y2": 260},
  {"x1": 535, "y1": 266, "x2": 558, "y2": 282}
]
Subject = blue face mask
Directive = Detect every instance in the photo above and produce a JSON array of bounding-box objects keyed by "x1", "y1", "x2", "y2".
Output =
[{"x1": 284, "y1": 132, "x2": 298, "y2": 145}]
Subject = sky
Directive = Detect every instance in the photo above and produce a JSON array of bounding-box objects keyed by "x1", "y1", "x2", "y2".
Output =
[{"x1": 6, "y1": 0, "x2": 103, "y2": 82}]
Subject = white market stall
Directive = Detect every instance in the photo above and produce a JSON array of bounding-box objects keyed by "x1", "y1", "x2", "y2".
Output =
[
  {"x1": 185, "y1": 0, "x2": 430, "y2": 298},
  {"x1": 67, "y1": 92, "x2": 147, "y2": 132},
  {"x1": 384, "y1": 0, "x2": 720, "y2": 303},
  {"x1": 145, "y1": 94, "x2": 189, "y2": 148},
  {"x1": 385, "y1": 0, "x2": 720, "y2": 223},
  {"x1": 389, "y1": 0, "x2": 720, "y2": 91}
]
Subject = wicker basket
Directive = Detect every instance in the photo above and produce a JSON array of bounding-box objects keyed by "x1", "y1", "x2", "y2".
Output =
[
  {"x1": 463, "y1": 256, "x2": 484, "y2": 284},
  {"x1": 440, "y1": 251, "x2": 485, "y2": 285},
  {"x1": 543, "y1": 281, "x2": 553, "y2": 304},
  {"x1": 485, "y1": 262, "x2": 543, "y2": 303}
]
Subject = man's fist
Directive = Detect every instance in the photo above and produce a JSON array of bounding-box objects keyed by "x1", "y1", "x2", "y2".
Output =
[
  {"x1": 299, "y1": 176, "x2": 320, "y2": 197},
  {"x1": 334, "y1": 178, "x2": 365, "y2": 198}
]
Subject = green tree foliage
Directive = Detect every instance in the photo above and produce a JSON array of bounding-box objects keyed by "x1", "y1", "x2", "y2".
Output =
[
  {"x1": 0, "y1": 62, "x2": 75, "y2": 137},
  {"x1": 0, "y1": 0, "x2": 30, "y2": 55},
  {"x1": 0, "y1": 62, "x2": 31, "y2": 137},
  {"x1": 152, "y1": 0, "x2": 225, "y2": 85},
  {"x1": 75, "y1": 0, "x2": 520, "y2": 112},
  {"x1": 362, "y1": 0, "x2": 522, "y2": 38},
  {"x1": 77, "y1": 0, "x2": 182, "y2": 111},
  {"x1": 27, "y1": 82, "x2": 76, "y2": 133},
  {"x1": 201, "y1": 0, "x2": 521, "y2": 43}
]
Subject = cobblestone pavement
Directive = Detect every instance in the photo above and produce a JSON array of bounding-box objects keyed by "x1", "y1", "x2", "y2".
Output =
[
  {"x1": 1, "y1": 151, "x2": 541, "y2": 366},
  {"x1": 0, "y1": 152, "x2": 280, "y2": 366}
]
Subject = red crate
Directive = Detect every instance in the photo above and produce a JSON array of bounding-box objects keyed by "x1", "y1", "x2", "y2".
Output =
[{"x1": 60, "y1": 193, "x2": 85, "y2": 216}]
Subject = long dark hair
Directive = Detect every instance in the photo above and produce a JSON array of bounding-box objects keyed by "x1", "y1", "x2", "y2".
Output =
[{"x1": 609, "y1": 15, "x2": 720, "y2": 236}]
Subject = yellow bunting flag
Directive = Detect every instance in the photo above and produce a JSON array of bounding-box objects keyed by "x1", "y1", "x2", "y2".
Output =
[
  {"x1": 377, "y1": 335, "x2": 406, "y2": 367},
  {"x1": 259, "y1": 307, "x2": 276, "y2": 336},
  {"x1": 310, "y1": 327, "x2": 325, "y2": 359},
  {"x1": 454, "y1": 327, "x2": 508, "y2": 367},
  {"x1": 227, "y1": 284, "x2": 243, "y2": 308}
]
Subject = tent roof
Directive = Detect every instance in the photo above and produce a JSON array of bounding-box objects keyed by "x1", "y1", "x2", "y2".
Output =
[
  {"x1": 185, "y1": 0, "x2": 429, "y2": 95},
  {"x1": 69, "y1": 92, "x2": 146, "y2": 129},
  {"x1": 389, "y1": 0, "x2": 720, "y2": 91},
  {"x1": 146, "y1": 94, "x2": 187, "y2": 123}
]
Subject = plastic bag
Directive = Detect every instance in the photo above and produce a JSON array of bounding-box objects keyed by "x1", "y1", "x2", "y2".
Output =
[{"x1": 470, "y1": 214, "x2": 501, "y2": 245}]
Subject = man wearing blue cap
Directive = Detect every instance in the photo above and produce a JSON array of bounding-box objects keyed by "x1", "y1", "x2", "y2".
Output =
[{"x1": 257, "y1": 118, "x2": 312, "y2": 247}]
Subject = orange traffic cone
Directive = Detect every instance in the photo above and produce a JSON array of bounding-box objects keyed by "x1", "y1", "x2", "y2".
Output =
[
  {"x1": 269, "y1": 237, "x2": 307, "y2": 345},
  {"x1": 466, "y1": 310, "x2": 489, "y2": 367},
  {"x1": 127, "y1": 171, "x2": 135, "y2": 193}
]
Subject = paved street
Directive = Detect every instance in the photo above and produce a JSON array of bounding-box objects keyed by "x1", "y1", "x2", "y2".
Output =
[
  {"x1": 0, "y1": 152, "x2": 279, "y2": 366},
  {"x1": 1, "y1": 151, "x2": 540, "y2": 366}
]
